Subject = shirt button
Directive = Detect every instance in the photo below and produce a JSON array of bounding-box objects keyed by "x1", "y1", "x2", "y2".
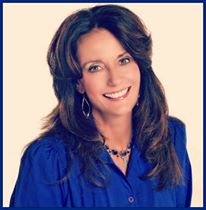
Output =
[{"x1": 128, "y1": 196, "x2": 134, "y2": 203}]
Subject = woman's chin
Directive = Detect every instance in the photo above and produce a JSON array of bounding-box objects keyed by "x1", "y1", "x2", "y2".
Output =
[{"x1": 104, "y1": 107, "x2": 133, "y2": 118}]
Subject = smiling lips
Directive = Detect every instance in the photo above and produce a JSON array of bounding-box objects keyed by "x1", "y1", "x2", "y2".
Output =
[{"x1": 103, "y1": 87, "x2": 131, "y2": 100}]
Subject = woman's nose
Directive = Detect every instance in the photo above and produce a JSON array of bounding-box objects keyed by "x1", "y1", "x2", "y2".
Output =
[{"x1": 106, "y1": 67, "x2": 122, "y2": 87}]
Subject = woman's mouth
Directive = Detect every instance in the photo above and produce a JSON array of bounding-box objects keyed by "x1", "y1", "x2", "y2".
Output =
[{"x1": 103, "y1": 87, "x2": 131, "y2": 100}]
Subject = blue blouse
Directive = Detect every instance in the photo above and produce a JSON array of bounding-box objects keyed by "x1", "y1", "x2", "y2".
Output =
[{"x1": 10, "y1": 118, "x2": 192, "y2": 207}]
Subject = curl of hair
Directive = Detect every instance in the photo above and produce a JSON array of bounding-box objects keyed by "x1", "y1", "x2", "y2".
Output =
[{"x1": 37, "y1": 4, "x2": 183, "y2": 190}]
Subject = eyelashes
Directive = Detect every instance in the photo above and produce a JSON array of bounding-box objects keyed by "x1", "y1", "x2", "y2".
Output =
[
  {"x1": 88, "y1": 65, "x2": 102, "y2": 73},
  {"x1": 119, "y1": 57, "x2": 131, "y2": 65},
  {"x1": 87, "y1": 56, "x2": 133, "y2": 73}
]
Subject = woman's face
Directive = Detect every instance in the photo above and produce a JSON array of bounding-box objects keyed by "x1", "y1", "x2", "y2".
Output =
[{"x1": 76, "y1": 28, "x2": 140, "y2": 119}]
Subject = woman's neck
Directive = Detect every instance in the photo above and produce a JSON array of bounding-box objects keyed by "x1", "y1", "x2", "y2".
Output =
[{"x1": 93, "y1": 111, "x2": 132, "y2": 150}]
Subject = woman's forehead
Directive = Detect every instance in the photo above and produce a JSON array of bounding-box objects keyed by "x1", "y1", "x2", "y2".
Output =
[{"x1": 77, "y1": 28, "x2": 127, "y2": 63}]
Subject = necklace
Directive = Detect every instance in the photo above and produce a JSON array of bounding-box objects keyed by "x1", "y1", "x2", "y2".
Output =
[{"x1": 104, "y1": 143, "x2": 132, "y2": 166}]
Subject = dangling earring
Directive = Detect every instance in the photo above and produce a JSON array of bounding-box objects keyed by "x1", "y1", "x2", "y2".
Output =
[
  {"x1": 82, "y1": 94, "x2": 90, "y2": 118},
  {"x1": 136, "y1": 94, "x2": 140, "y2": 107}
]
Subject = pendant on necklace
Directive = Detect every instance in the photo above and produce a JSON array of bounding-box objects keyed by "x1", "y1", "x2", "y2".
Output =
[{"x1": 121, "y1": 155, "x2": 128, "y2": 166}]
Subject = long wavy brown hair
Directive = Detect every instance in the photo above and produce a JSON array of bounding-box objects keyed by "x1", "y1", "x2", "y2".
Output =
[{"x1": 33, "y1": 4, "x2": 183, "y2": 190}]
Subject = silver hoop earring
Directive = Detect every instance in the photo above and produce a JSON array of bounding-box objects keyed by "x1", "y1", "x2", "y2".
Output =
[{"x1": 82, "y1": 95, "x2": 90, "y2": 118}]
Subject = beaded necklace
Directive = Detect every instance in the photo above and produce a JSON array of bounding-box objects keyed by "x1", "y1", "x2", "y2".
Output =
[{"x1": 105, "y1": 143, "x2": 132, "y2": 166}]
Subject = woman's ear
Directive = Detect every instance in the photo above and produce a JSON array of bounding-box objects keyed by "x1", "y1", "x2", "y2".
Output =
[{"x1": 76, "y1": 80, "x2": 85, "y2": 94}]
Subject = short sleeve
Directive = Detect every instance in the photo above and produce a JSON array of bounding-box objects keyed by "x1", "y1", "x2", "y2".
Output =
[
  {"x1": 9, "y1": 137, "x2": 71, "y2": 207},
  {"x1": 168, "y1": 118, "x2": 192, "y2": 207}
]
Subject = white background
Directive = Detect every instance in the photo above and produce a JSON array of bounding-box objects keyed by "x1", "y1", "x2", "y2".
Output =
[{"x1": 3, "y1": 3, "x2": 203, "y2": 207}]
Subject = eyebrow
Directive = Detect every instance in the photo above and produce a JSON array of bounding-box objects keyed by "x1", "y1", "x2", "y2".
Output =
[{"x1": 81, "y1": 51, "x2": 128, "y2": 69}]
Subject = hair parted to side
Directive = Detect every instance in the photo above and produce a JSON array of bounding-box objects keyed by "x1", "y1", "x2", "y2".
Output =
[{"x1": 36, "y1": 4, "x2": 183, "y2": 190}]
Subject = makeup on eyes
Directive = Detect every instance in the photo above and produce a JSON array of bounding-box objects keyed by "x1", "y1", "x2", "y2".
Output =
[
  {"x1": 118, "y1": 56, "x2": 132, "y2": 65},
  {"x1": 86, "y1": 55, "x2": 133, "y2": 73},
  {"x1": 82, "y1": 51, "x2": 131, "y2": 68},
  {"x1": 88, "y1": 64, "x2": 103, "y2": 72}
]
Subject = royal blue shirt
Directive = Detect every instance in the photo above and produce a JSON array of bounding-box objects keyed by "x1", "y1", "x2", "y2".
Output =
[{"x1": 10, "y1": 118, "x2": 192, "y2": 207}]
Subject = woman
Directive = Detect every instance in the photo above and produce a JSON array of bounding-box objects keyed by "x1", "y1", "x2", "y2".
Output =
[{"x1": 10, "y1": 4, "x2": 192, "y2": 207}]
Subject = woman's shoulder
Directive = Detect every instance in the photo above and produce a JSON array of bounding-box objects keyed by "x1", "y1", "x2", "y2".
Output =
[
  {"x1": 168, "y1": 116, "x2": 185, "y2": 131},
  {"x1": 25, "y1": 133, "x2": 66, "y2": 154},
  {"x1": 168, "y1": 116, "x2": 186, "y2": 144},
  {"x1": 22, "y1": 133, "x2": 68, "y2": 171},
  {"x1": 10, "y1": 134, "x2": 74, "y2": 207}
]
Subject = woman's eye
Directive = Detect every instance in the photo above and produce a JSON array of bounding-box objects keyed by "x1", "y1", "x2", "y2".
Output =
[
  {"x1": 119, "y1": 57, "x2": 131, "y2": 65},
  {"x1": 88, "y1": 65, "x2": 102, "y2": 72}
]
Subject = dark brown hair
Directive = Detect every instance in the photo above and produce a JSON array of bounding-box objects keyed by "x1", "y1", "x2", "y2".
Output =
[{"x1": 36, "y1": 4, "x2": 182, "y2": 190}]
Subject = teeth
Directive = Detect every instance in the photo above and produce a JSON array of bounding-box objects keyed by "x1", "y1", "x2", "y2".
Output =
[{"x1": 104, "y1": 88, "x2": 128, "y2": 99}]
